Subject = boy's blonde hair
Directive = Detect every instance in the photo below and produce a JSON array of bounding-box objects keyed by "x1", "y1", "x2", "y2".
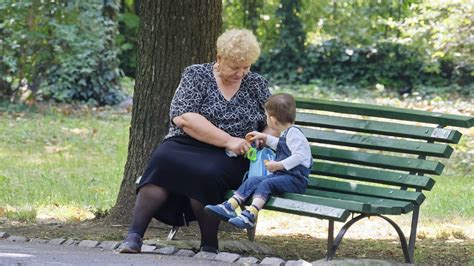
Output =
[
  {"x1": 216, "y1": 29, "x2": 261, "y2": 64},
  {"x1": 265, "y1": 93, "x2": 296, "y2": 124}
]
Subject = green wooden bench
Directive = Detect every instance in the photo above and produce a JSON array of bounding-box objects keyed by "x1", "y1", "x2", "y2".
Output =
[{"x1": 168, "y1": 98, "x2": 473, "y2": 263}]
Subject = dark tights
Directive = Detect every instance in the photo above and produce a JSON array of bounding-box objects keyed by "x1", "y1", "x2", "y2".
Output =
[
  {"x1": 129, "y1": 184, "x2": 169, "y2": 237},
  {"x1": 189, "y1": 198, "x2": 220, "y2": 249},
  {"x1": 128, "y1": 184, "x2": 220, "y2": 249}
]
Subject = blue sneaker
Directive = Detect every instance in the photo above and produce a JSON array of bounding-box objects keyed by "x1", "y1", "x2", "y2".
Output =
[
  {"x1": 205, "y1": 201, "x2": 237, "y2": 221},
  {"x1": 228, "y1": 209, "x2": 256, "y2": 230}
]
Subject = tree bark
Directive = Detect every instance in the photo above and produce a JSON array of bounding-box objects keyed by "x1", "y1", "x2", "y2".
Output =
[{"x1": 105, "y1": 0, "x2": 222, "y2": 225}]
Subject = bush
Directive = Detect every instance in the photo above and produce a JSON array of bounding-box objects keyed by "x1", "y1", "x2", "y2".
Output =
[
  {"x1": 256, "y1": 38, "x2": 472, "y2": 93},
  {"x1": 0, "y1": 1, "x2": 125, "y2": 106}
]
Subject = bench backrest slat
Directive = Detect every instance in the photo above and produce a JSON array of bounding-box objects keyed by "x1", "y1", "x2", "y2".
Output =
[
  {"x1": 296, "y1": 113, "x2": 462, "y2": 144},
  {"x1": 296, "y1": 99, "x2": 474, "y2": 128},
  {"x1": 301, "y1": 127, "x2": 454, "y2": 158},
  {"x1": 313, "y1": 146, "x2": 445, "y2": 175},
  {"x1": 311, "y1": 162, "x2": 436, "y2": 190}
]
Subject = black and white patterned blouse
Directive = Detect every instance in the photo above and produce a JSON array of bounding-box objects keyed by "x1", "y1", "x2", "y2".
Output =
[{"x1": 165, "y1": 62, "x2": 270, "y2": 140}]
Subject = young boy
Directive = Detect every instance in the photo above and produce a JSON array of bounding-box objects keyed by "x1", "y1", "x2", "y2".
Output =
[{"x1": 205, "y1": 93, "x2": 313, "y2": 229}]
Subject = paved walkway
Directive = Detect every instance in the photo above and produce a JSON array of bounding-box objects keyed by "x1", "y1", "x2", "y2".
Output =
[
  {"x1": 0, "y1": 233, "x2": 404, "y2": 265},
  {"x1": 0, "y1": 241, "x2": 235, "y2": 265}
]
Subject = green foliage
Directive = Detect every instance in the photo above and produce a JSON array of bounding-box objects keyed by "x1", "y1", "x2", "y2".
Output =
[
  {"x1": 116, "y1": 1, "x2": 139, "y2": 78},
  {"x1": 394, "y1": 0, "x2": 473, "y2": 84},
  {"x1": 0, "y1": 1, "x2": 126, "y2": 105},
  {"x1": 224, "y1": 0, "x2": 472, "y2": 92},
  {"x1": 301, "y1": 0, "x2": 419, "y2": 45},
  {"x1": 306, "y1": 40, "x2": 427, "y2": 88},
  {"x1": 257, "y1": 38, "x2": 471, "y2": 91},
  {"x1": 223, "y1": 0, "x2": 280, "y2": 51},
  {"x1": 254, "y1": 0, "x2": 308, "y2": 84}
]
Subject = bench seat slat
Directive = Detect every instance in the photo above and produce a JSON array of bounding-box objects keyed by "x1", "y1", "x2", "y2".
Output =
[
  {"x1": 301, "y1": 127, "x2": 453, "y2": 158},
  {"x1": 296, "y1": 113, "x2": 462, "y2": 144},
  {"x1": 296, "y1": 98, "x2": 474, "y2": 128},
  {"x1": 308, "y1": 177, "x2": 426, "y2": 204},
  {"x1": 304, "y1": 189, "x2": 413, "y2": 214},
  {"x1": 313, "y1": 146, "x2": 445, "y2": 175},
  {"x1": 225, "y1": 191, "x2": 352, "y2": 222},
  {"x1": 311, "y1": 162, "x2": 436, "y2": 190},
  {"x1": 264, "y1": 197, "x2": 350, "y2": 222},
  {"x1": 268, "y1": 193, "x2": 371, "y2": 214}
]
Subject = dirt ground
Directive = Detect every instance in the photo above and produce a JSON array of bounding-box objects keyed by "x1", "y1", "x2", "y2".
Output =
[{"x1": 1, "y1": 211, "x2": 472, "y2": 264}]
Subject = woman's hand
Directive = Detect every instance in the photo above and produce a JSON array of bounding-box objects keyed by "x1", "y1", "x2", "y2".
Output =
[
  {"x1": 226, "y1": 136, "x2": 251, "y2": 156},
  {"x1": 265, "y1": 160, "x2": 284, "y2": 173},
  {"x1": 245, "y1": 131, "x2": 267, "y2": 148},
  {"x1": 173, "y1": 116, "x2": 185, "y2": 128}
]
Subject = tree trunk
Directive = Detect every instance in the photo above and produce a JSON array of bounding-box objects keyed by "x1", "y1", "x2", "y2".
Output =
[{"x1": 105, "y1": 0, "x2": 222, "y2": 225}]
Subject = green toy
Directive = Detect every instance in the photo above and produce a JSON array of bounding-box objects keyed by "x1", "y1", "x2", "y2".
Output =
[{"x1": 246, "y1": 146, "x2": 257, "y2": 161}]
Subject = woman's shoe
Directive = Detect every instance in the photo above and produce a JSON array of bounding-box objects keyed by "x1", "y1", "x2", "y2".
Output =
[
  {"x1": 118, "y1": 233, "x2": 143, "y2": 253},
  {"x1": 199, "y1": 245, "x2": 219, "y2": 254}
]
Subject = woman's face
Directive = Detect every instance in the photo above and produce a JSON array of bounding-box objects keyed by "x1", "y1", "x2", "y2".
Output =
[{"x1": 217, "y1": 57, "x2": 251, "y2": 84}]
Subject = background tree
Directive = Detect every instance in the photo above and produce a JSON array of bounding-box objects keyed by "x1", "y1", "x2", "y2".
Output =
[
  {"x1": 105, "y1": 0, "x2": 222, "y2": 224},
  {"x1": 254, "y1": 0, "x2": 307, "y2": 84},
  {"x1": 117, "y1": 0, "x2": 139, "y2": 78}
]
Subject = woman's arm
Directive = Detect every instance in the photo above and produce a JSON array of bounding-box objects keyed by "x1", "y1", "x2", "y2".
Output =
[{"x1": 173, "y1": 113, "x2": 250, "y2": 154}]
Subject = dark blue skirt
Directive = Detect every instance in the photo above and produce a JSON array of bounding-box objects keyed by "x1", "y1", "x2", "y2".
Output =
[{"x1": 137, "y1": 135, "x2": 249, "y2": 226}]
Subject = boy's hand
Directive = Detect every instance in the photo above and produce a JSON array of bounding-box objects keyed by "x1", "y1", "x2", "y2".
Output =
[
  {"x1": 245, "y1": 131, "x2": 267, "y2": 147},
  {"x1": 265, "y1": 160, "x2": 284, "y2": 173}
]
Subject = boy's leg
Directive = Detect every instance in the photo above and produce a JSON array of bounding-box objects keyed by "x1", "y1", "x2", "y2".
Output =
[
  {"x1": 234, "y1": 175, "x2": 267, "y2": 202},
  {"x1": 253, "y1": 174, "x2": 306, "y2": 200},
  {"x1": 228, "y1": 197, "x2": 265, "y2": 230},
  {"x1": 229, "y1": 174, "x2": 306, "y2": 230},
  {"x1": 205, "y1": 175, "x2": 267, "y2": 221}
]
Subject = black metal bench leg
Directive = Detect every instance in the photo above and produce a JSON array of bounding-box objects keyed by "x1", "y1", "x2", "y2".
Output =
[
  {"x1": 326, "y1": 214, "x2": 368, "y2": 261},
  {"x1": 408, "y1": 203, "x2": 420, "y2": 260},
  {"x1": 247, "y1": 220, "x2": 257, "y2": 241},
  {"x1": 167, "y1": 226, "x2": 179, "y2": 241},
  {"x1": 378, "y1": 215, "x2": 413, "y2": 263},
  {"x1": 327, "y1": 220, "x2": 334, "y2": 255},
  {"x1": 326, "y1": 214, "x2": 413, "y2": 263}
]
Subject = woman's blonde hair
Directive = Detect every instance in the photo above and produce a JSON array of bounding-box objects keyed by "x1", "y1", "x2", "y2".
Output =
[{"x1": 216, "y1": 29, "x2": 261, "y2": 64}]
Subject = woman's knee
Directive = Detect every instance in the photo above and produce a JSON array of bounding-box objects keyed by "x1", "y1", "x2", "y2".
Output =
[{"x1": 139, "y1": 184, "x2": 169, "y2": 200}]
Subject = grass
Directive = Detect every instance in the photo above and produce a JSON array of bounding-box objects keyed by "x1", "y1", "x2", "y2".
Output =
[{"x1": 0, "y1": 103, "x2": 129, "y2": 219}]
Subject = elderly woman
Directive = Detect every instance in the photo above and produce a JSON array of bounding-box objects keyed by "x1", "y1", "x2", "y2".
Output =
[{"x1": 119, "y1": 29, "x2": 273, "y2": 254}]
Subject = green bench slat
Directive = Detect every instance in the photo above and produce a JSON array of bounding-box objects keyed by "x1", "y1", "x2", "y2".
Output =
[
  {"x1": 311, "y1": 162, "x2": 436, "y2": 190},
  {"x1": 296, "y1": 98, "x2": 474, "y2": 128},
  {"x1": 296, "y1": 113, "x2": 462, "y2": 144},
  {"x1": 280, "y1": 193, "x2": 371, "y2": 214},
  {"x1": 304, "y1": 189, "x2": 413, "y2": 214},
  {"x1": 225, "y1": 190, "x2": 351, "y2": 222},
  {"x1": 308, "y1": 177, "x2": 426, "y2": 204},
  {"x1": 313, "y1": 146, "x2": 445, "y2": 175},
  {"x1": 264, "y1": 197, "x2": 350, "y2": 222},
  {"x1": 301, "y1": 127, "x2": 453, "y2": 158}
]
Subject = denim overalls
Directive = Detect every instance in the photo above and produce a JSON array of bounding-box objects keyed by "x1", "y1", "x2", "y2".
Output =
[{"x1": 235, "y1": 126, "x2": 312, "y2": 201}]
